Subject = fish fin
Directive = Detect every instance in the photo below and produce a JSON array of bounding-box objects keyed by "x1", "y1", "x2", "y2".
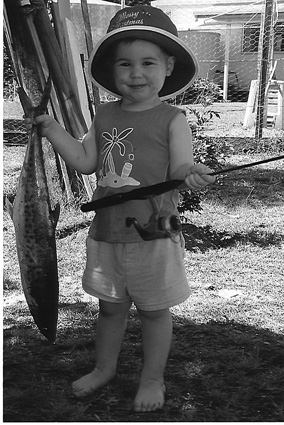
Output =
[
  {"x1": 18, "y1": 87, "x2": 34, "y2": 118},
  {"x1": 5, "y1": 197, "x2": 14, "y2": 220},
  {"x1": 37, "y1": 76, "x2": 52, "y2": 116},
  {"x1": 52, "y1": 203, "x2": 60, "y2": 227}
]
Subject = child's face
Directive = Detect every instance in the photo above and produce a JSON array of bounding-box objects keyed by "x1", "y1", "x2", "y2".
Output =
[{"x1": 113, "y1": 39, "x2": 175, "y2": 108}]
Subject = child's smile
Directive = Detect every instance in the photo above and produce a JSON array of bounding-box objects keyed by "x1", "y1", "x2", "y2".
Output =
[{"x1": 113, "y1": 39, "x2": 175, "y2": 110}]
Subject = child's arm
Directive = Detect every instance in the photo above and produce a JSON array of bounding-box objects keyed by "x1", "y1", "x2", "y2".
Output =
[
  {"x1": 169, "y1": 113, "x2": 215, "y2": 190},
  {"x1": 31, "y1": 115, "x2": 98, "y2": 175}
]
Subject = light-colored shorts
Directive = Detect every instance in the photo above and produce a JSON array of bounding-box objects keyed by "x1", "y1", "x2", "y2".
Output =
[{"x1": 82, "y1": 236, "x2": 191, "y2": 311}]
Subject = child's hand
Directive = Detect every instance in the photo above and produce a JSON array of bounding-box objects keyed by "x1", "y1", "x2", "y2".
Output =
[
  {"x1": 24, "y1": 116, "x2": 34, "y2": 133},
  {"x1": 24, "y1": 114, "x2": 60, "y2": 139},
  {"x1": 185, "y1": 163, "x2": 216, "y2": 190}
]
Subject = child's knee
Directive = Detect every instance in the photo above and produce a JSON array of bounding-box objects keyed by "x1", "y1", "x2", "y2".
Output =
[
  {"x1": 99, "y1": 299, "x2": 131, "y2": 317},
  {"x1": 137, "y1": 307, "x2": 170, "y2": 321}
]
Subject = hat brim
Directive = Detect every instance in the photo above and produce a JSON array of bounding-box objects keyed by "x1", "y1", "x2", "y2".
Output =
[{"x1": 89, "y1": 26, "x2": 199, "y2": 100}]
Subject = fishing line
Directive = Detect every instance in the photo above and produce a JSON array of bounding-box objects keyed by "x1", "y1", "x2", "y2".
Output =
[{"x1": 208, "y1": 154, "x2": 284, "y2": 176}]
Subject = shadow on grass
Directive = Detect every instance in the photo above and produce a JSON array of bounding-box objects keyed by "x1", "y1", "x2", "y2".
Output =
[
  {"x1": 211, "y1": 166, "x2": 284, "y2": 207},
  {"x1": 182, "y1": 223, "x2": 283, "y2": 252},
  {"x1": 3, "y1": 302, "x2": 284, "y2": 422},
  {"x1": 214, "y1": 136, "x2": 284, "y2": 156}
]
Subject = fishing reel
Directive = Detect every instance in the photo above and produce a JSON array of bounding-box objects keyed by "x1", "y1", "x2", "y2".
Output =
[
  {"x1": 126, "y1": 214, "x2": 182, "y2": 241},
  {"x1": 126, "y1": 196, "x2": 182, "y2": 242}
]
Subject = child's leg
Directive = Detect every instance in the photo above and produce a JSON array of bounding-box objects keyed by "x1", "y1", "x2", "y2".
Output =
[
  {"x1": 133, "y1": 307, "x2": 172, "y2": 412},
  {"x1": 72, "y1": 299, "x2": 131, "y2": 397}
]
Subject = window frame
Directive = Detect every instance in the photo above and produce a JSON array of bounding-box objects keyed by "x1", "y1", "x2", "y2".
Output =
[{"x1": 242, "y1": 21, "x2": 284, "y2": 53}]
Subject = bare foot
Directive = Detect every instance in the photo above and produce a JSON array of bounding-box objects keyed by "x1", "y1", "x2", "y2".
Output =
[
  {"x1": 133, "y1": 378, "x2": 166, "y2": 412},
  {"x1": 72, "y1": 367, "x2": 115, "y2": 398}
]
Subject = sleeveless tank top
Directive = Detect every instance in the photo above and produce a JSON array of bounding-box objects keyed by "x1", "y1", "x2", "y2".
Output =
[{"x1": 88, "y1": 100, "x2": 184, "y2": 243}]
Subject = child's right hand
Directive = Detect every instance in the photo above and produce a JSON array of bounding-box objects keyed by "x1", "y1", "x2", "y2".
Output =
[
  {"x1": 185, "y1": 163, "x2": 216, "y2": 190},
  {"x1": 24, "y1": 116, "x2": 33, "y2": 133},
  {"x1": 24, "y1": 114, "x2": 60, "y2": 139},
  {"x1": 24, "y1": 114, "x2": 98, "y2": 174}
]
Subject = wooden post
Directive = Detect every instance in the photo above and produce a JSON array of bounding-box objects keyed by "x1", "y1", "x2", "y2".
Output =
[
  {"x1": 63, "y1": 17, "x2": 92, "y2": 127},
  {"x1": 81, "y1": 0, "x2": 100, "y2": 109},
  {"x1": 31, "y1": 3, "x2": 87, "y2": 131},
  {"x1": 24, "y1": 12, "x2": 74, "y2": 202},
  {"x1": 31, "y1": 0, "x2": 93, "y2": 199},
  {"x1": 255, "y1": 0, "x2": 274, "y2": 140}
]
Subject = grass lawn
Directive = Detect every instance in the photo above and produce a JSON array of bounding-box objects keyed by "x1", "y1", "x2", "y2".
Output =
[{"x1": 3, "y1": 102, "x2": 284, "y2": 421}]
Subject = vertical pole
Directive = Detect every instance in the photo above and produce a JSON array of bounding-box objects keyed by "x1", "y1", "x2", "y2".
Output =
[
  {"x1": 255, "y1": 0, "x2": 274, "y2": 140},
  {"x1": 81, "y1": 0, "x2": 100, "y2": 109},
  {"x1": 223, "y1": 24, "x2": 230, "y2": 101},
  {"x1": 243, "y1": 79, "x2": 258, "y2": 128}
]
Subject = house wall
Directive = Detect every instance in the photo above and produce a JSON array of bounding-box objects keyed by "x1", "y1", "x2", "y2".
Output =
[
  {"x1": 156, "y1": 2, "x2": 284, "y2": 92},
  {"x1": 199, "y1": 23, "x2": 284, "y2": 91}
]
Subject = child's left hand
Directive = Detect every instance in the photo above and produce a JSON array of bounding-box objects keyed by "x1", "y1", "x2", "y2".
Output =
[{"x1": 185, "y1": 163, "x2": 216, "y2": 190}]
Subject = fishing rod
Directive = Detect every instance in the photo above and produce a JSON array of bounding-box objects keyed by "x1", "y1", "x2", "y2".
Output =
[
  {"x1": 208, "y1": 154, "x2": 284, "y2": 176},
  {"x1": 81, "y1": 154, "x2": 284, "y2": 212}
]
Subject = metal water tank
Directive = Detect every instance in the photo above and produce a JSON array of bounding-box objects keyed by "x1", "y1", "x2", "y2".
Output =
[{"x1": 179, "y1": 30, "x2": 221, "y2": 79}]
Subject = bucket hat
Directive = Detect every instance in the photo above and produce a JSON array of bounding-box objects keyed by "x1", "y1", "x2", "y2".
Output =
[{"x1": 89, "y1": 5, "x2": 199, "y2": 100}]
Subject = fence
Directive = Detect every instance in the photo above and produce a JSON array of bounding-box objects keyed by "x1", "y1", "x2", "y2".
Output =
[
  {"x1": 70, "y1": 0, "x2": 284, "y2": 134},
  {"x1": 4, "y1": 0, "x2": 284, "y2": 144},
  {"x1": 174, "y1": 3, "x2": 284, "y2": 103},
  {"x1": 3, "y1": 119, "x2": 28, "y2": 146}
]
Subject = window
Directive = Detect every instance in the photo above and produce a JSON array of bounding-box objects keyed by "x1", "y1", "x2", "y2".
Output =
[
  {"x1": 243, "y1": 23, "x2": 260, "y2": 53},
  {"x1": 274, "y1": 22, "x2": 284, "y2": 51},
  {"x1": 243, "y1": 22, "x2": 284, "y2": 53}
]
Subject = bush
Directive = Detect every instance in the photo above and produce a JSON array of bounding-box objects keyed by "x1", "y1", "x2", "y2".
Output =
[
  {"x1": 176, "y1": 80, "x2": 231, "y2": 217},
  {"x1": 169, "y1": 77, "x2": 223, "y2": 106},
  {"x1": 3, "y1": 44, "x2": 17, "y2": 100},
  {"x1": 192, "y1": 135, "x2": 233, "y2": 170},
  {"x1": 178, "y1": 135, "x2": 233, "y2": 217},
  {"x1": 187, "y1": 107, "x2": 220, "y2": 136}
]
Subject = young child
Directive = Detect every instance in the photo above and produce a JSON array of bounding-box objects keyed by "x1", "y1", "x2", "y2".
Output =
[{"x1": 31, "y1": 5, "x2": 215, "y2": 412}]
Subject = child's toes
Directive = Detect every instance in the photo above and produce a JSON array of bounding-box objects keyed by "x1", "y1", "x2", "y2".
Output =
[{"x1": 133, "y1": 379, "x2": 165, "y2": 412}]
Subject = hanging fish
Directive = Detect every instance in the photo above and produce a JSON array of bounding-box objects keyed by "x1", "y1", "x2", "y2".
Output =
[{"x1": 6, "y1": 78, "x2": 60, "y2": 343}]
